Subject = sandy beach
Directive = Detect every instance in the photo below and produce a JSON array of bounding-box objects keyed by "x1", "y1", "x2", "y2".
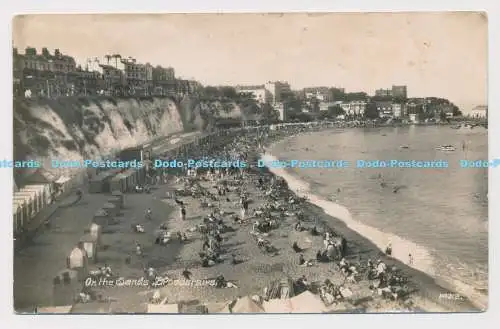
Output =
[{"x1": 14, "y1": 126, "x2": 482, "y2": 313}]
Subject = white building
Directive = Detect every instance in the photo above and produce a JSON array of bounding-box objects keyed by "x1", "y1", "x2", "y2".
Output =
[
  {"x1": 471, "y1": 105, "x2": 487, "y2": 119},
  {"x1": 351, "y1": 101, "x2": 367, "y2": 116},
  {"x1": 305, "y1": 91, "x2": 326, "y2": 101},
  {"x1": 340, "y1": 103, "x2": 351, "y2": 114},
  {"x1": 319, "y1": 102, "x2": 336, "y2": 112},
  {"x1": 341, "y1": 101, "x2": 367, "y2": 115},
  {"x1": 265, "y1": 81, "x2": 291, "y2": 104},
  {"x1": 319, "y1": 102, "x2": 329, "y2": 112},
  {"x1": 85, "y1": 57, "x2": 104, "y2": 74},
  {"x1": 303, "y1": 87, "x2": 332, "y2": 102},
  {"x1": 376, "y1": 101, "x2": 393, "y2": 117},
  {"x1": 274, "y1": 103, "x2": 286, "y2": 121},
  {"x1": 392, "y1": 103, "x2": 403, "y2": 118},
  {"x1": 236, "y1": 85, "x2": 272, "y2": 104}
]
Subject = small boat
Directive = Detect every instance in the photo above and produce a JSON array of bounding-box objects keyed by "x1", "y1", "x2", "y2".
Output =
[
  {"x1": 436, "y1": 145, "x2": 456, "y2": 151},
  {"x1": 399, "y1": 145, "x2": 409, "y2": 149}
]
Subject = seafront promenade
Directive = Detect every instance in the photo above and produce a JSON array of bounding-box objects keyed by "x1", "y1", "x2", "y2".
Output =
[{"x1": 14, "y1": 131, "x2": 204, "y2": 311}]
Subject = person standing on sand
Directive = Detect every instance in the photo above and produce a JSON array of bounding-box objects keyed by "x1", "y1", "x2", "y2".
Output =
[
  {"x1": 385, "y1": 243, "x2": 392, "y2": 256},
  {"x1": 241, "y1": 198, "x2": 249, "y2": 220},
  {"x1": 180, "y1": 205, "x2": 186, "y2": 221},
  {"x1": 408, "y1": 253, "x2": 414, "y2": 265}
]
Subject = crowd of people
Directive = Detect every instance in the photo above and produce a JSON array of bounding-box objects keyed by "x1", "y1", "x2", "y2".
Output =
[{"x1": 77, "y1": 125, "x2": 415, "y2": 311}]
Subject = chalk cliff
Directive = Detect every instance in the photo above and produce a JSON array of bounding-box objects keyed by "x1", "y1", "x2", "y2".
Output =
[{"x1": 13, "y1": 96, "x2": 244, "y2": 184}]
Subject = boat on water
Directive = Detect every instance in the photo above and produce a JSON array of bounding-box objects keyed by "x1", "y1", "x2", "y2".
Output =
[
  {"x1": 399, "y1": 145, "x2": 409, "y2": 149},
  {"x1": 436, "y1": 145, "x2": 456, "y2": 151}
]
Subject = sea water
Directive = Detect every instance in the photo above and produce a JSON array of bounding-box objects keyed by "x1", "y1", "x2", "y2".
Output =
[{"x1": 268, "y1": 125, "x2": 488, "y2": 309}]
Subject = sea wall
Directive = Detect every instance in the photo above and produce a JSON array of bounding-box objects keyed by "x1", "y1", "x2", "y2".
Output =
[{"x1": 13, "y1": 96, "x2": 245, "y2": 185}]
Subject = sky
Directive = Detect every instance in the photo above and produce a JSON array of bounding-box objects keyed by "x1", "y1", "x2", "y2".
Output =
[{"x1": 12, "y1": 12, "x2": 488, "y2": 112}]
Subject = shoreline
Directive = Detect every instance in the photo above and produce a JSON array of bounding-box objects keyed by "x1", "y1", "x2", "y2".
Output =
[
  {"x1": 260, "y1": 135, "x2": 485, "y2": 312},
  {"x1": 14, "y1": 124, "x2": 486, "y2": 313}
]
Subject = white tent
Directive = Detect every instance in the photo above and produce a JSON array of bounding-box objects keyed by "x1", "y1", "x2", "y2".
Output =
[
  {"x1": 89, "y1": 223, "x2": 102, "y2": 245},
  {"x1": 147, "y1": 303, "x2": 180, "y2": 313},
  {"x1": 68, "y1": 246, "x2": 87, "y2": 269},
  {"x1": 262, "y1": 299, "x2": 293, "y2": 313},
  {"x1": 231, "y1": 296, "x2": 265, "y2": 313},
  {"x1": 289, "y1": 291, "x2": 328, "y2": 313}
]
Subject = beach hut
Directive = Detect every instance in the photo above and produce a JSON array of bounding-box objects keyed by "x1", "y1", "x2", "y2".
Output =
[
  {"x1": 111, "y1": 191, "x2": 124, "y2": 207},
  {"x1": 88, "y1": 170, "x2": 120, "y2": 193},
  {"x1": 88, "y1": 174, "x2": 105, "y2": 193},
  {"x1": 13, "y1": 202, "x2": 23, "y2": 235},
  {"x1": 13, "y1": 194, "x2": 35, "y2": 222},
  {"x1": 110, "y1": 174, "x2": 126, "y2": 193},
  {"x1": 89, "y1": 223, "x2": 102, "y2": 247},
  {"x1": 107, "y1": 196, "x2": 122, "y2": 210},
  {"x1": 17, "y1": 191, "x2": 41, "y2": 217},
  {"x1": 67, "y1": 245, "x2": 88, "y2": 280},
  {"x1": 52, "y1": 269, "x2": 80, "y2": 306},
  {"x1": 121, "y1": 169, "x2": 136, "y2": 192},
  {"x1": 101, "y1": 171, "x2": 115, "y2": 193},
  {"x1": 18, "y1": 184, "x2": 49, "y2": 215},
  {"x1": 120, "y1": 172, "x2": 131, "y2": 193},
  {"x1": 12, "y1": 199, "x2": 27, "y2": 235},
  {"x1": 93, "y1": 209, "x2": 110, "y2": 228},
  {"x1": 119, "y1": 173, "x2": 129, "y2": 193},
  {"x1": 137, "y1": 167, "x2": 146, "y2": 185},
  {"x1": 79, "y1": 235, "x2": 98, "y2": 263},
  {"x1": 102, "y1": 202, "x2": 118, "y2": 217}
]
